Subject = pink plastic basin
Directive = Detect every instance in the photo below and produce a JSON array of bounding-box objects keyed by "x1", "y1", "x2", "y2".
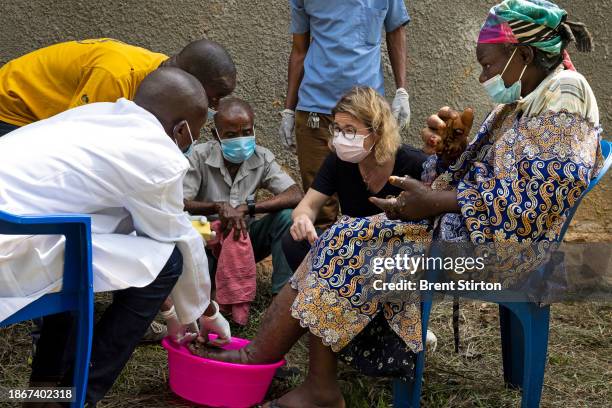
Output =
[{"x1": 162, "y1": 335, "x2": 285, "y2": 407}]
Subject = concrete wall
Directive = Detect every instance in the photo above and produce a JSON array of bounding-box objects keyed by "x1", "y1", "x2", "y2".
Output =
[{"x1": 1, "y1": 0, "x2": 609, "y2": 239}]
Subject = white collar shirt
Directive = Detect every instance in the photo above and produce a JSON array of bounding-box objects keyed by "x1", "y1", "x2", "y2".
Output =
[{"x1": 0, "y1": 98, "x2": 210, "y2": 324}]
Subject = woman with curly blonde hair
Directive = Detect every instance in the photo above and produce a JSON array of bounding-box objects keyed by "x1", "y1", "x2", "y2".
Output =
[
  {"x1": 192, "y1": 86, "x2": 426, "y2": 407},
  {"x1": 282, "y1": 86, "x2": 426, "y2": 271}
]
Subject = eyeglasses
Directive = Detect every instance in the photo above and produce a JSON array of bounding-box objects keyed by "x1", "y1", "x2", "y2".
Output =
[{"x1": 328, "y1": 123, "x2": 371, "y2": 140}]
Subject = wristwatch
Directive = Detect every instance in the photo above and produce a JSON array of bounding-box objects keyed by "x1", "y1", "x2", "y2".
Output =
[{"x1": 246, "y1": 195, "x2": 256, "y2": 217}]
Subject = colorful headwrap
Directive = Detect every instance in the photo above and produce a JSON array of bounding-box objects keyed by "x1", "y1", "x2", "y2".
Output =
[{"x1": 478, "y1": 0, "x2": 567, "y2": 55}]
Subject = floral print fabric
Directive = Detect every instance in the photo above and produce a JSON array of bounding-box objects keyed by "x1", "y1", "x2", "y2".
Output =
[
  {"x1": 290, "y1": 214, "x2": 431, "y2": 354},
  {"x1": 289, "y1": 101, "x2": 601, "y2": 374}
]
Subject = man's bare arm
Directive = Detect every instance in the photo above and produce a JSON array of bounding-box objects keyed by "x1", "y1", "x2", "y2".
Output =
[
  {"x1": 254, "y1": 184, "x2": 303, "y2": 214},
  {"x1": 386, "y1": 25, "x2": 407, "y2": 89},
  {"x1": 285, "y1": 33, "x2": 310, "y2": 109},
  {"x1": 183, "y1": 200, "x2": 220, "y2": 216}
]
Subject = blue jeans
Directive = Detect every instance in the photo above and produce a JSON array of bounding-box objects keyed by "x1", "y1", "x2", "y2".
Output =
[{"x1": 30, "y1": 246, "x2": 183, "y2": 404}]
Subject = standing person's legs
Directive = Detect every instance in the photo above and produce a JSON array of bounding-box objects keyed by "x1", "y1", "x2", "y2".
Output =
[
  {"x1": 0, "y1": 120, "x2": 19, "y2": 137},
  {"x1": 295, "y1": 111, "x2": 339, "y2": 229},
  {"x1": 249, "y1": 209, "x2": 295, "y2": 294}
]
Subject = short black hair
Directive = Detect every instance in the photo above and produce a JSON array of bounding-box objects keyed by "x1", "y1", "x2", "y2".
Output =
[
  {"x1": 177, "y1": 39, "x2": 236, "y2": 96},
  {"x1": 213, "y1": 97, "x2": 254, "y2": 127},
  {"x1": 135, "y1": 67, "x2": 208, "y2": 133}
]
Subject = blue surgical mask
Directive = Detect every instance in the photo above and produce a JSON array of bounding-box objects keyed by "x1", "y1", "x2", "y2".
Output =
[
  {"x1": 183, "y1": 142, "x2": 194, "y2": 157},
  {"x1": 215, "y1": 129, "x2": 256, "y2": 164},
  {"x1": 482, "y1": 48, "x2": 528, "y2": 104},
  {"x1": 173, "y1": 120, "x2": 195, "y2": 156},
  {"x1": 207, "y1": 108, "x2": 216, "y2": 122}
]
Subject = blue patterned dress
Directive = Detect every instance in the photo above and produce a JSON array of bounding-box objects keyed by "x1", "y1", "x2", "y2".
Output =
[{"x1": 290, "y1": 67, "x2": 602, "y2": 380}]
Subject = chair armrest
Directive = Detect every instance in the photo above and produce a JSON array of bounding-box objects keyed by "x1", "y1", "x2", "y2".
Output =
[
  {"x1": 0, "y1": 211, "x2": 93, "y2": 293},
  {"x1": 0, "y1": 212, "x2": 91, "y2": 236}
]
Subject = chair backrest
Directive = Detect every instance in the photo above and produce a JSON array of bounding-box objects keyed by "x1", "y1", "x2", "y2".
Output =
[
  {"x1": 558, "y1": 139, "x2": 612, "y2": 241},
  {"x1": 0, "y1": 211, "x2": 93, "y2": 324},
  {"x1": 0, "y1": 211, "x2": 94, "y2": 408}
]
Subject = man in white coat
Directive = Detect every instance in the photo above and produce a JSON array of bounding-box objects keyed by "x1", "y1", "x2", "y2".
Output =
[{"x1": 0, "y1": 67, "x2": 230, "y2": 405}]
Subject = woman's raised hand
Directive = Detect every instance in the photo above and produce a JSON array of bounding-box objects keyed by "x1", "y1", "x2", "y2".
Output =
[{"x1": 421, "y1": 107, "x2": 474, "y2": 162}]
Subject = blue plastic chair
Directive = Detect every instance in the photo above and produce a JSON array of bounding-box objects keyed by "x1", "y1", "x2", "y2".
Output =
[
  {"x1": 0, "y1": 211, "x2": 94, "y2": 408},
  {"x1": 392, "y1": 292, "x2": 433, "y2": 408},
  {"x1": 393, "y1": 139, "x2": 612, "y2": 408}
]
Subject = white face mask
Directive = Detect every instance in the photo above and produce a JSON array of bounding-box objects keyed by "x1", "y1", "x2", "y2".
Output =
[{"x1": 332, "y1": 131, "x2": 372, "y2": 163}]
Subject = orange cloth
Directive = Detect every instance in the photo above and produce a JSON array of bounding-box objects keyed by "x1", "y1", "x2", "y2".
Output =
[
  {"x1": 0, "y1": 38, "x2": 167, "y2": 126},
  {"x1": 209, "y1": 221, "x2": 257, "y2": 325}
]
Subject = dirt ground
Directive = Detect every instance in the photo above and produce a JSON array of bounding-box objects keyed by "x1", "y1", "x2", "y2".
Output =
[{"x1": 1, "y1": 260, "x2": 610, "y2": 408}]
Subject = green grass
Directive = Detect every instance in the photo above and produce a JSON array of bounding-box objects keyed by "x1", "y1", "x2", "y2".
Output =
[{"x1": 1, "y1": 262, "x2": 610, "y2": 407}]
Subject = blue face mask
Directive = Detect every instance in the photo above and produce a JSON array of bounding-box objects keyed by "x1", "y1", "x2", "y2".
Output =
[
  {"x1": 207, "y1": 108, "x2": 216, "y2": 122},
  {"x1": 183, "y1": 142, "x2": 194, "y2": 157},
  {"x1": 482, "y1": 48, "x2": 528, "y2": 104},
  {"x1": 216, "y1": 129, "x2": 256, "y2": 164}
]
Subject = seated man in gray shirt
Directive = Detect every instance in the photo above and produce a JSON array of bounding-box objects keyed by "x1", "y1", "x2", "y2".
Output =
[{"x1": 183, "y1": 97, "x2": 303, "y2": 294}]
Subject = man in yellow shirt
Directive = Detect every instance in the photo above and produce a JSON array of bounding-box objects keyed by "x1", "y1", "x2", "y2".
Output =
[
  {"x1": 0, "y1": 38, "x2": 236, "y2": 136},
  {"x1": 0, "y1": 37, "x2": 237, "y2": 344}
]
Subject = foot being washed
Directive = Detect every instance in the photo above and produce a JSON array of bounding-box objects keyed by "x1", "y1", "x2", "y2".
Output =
[
  {"x1": 188, "y1": 341, "x2": 251, "y2": 364},
  {"x1": 188, "y1": 285, "x2": 307, "y2": 365}
]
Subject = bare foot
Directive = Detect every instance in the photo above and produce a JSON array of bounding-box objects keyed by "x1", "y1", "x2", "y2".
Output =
[
  {"x1": 263, "y1": 377, "x2": 345, "y2": 408},
  {"x1": 189, "y1": 340, "x2": 285, "y2": 365},
  {"x1": 188, "y1": 342, "x2": 249, "y2": 364}
]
